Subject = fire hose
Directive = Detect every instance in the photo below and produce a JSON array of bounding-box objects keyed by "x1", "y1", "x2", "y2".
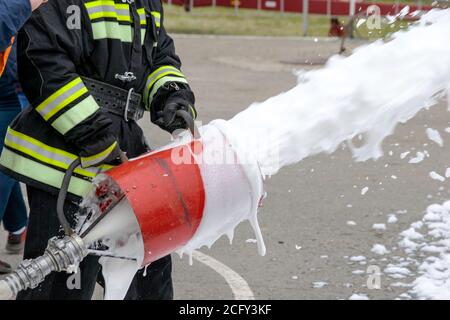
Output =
[
  {"x1": 0, "y1": 156, "x2": 88, "y2": 299},
  {"x1": 0, "y1": 110, "x2": 199, "y2": 299}
]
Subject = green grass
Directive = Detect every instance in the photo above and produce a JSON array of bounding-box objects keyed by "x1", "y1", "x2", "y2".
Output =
[
  {"x1": 353, "y1": 16, "x2": 412, "y2": 39},
  {"x1": 164, "y1": 5, "x2": 344, "y2": 37},
  {"x1": 163, "y1": 4, "x2": 421, "y2": 38}
]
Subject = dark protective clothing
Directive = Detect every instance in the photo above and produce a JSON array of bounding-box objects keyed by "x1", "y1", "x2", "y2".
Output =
[
  {"x1": 1, "y1": 0, "x2": 196, "y2": 300},
  {"x1": 0, "y1": 0, "x2": 196, "y2": 199}
]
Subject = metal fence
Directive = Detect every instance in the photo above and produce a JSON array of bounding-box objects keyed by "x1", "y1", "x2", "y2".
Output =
[{"x1": 165, "y1": 0, "x2": 436, "y2": 15}]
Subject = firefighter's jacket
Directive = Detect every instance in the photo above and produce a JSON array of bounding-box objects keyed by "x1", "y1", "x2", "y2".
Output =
[{"x1": 0, "y1": 0, "x2": 195, "y2": 198}]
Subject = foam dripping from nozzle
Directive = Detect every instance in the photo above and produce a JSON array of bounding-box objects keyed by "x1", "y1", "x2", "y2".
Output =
[
  {"x1": 174, "y1": 120, "x2": 266, "y2": 263},
  {"x1": 80, "y1": 188, "x2": 144, "y2": 300}
]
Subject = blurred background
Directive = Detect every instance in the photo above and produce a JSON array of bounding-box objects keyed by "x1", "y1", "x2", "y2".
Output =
[{"x1": 163, "y1": 0, "x2": 448, "y2": 39}]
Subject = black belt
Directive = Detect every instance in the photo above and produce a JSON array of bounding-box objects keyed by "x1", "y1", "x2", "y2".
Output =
[{"x1": 82, "y1": 77, "x2": 145, "y2": 122}]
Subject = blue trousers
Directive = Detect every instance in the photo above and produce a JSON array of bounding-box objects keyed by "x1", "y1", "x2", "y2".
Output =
[{"x1": 0, "y1": 93, "x2": 28, "y2": 232}]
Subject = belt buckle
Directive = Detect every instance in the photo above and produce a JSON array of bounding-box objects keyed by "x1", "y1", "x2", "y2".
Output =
[
  {"x1": 124, "y1": 88, "x2": 134, "y2": 122},
  {"x1": 135, "y1": 105, "x2": 144, "y2": 121}
]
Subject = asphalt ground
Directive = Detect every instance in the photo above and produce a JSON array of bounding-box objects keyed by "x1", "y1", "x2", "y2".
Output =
[{"x1": 1, "y1": 35, "x2": 449, "y2": 300}]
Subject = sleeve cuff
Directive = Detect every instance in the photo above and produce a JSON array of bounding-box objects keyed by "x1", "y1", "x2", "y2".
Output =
[{"x1": 80, "y1": 141, "x2": 120, "y2": 168}]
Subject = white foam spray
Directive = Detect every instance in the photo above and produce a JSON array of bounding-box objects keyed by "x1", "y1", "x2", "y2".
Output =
[
  {"x1": 176, "y1": 9, "x2": 450, "y2": 269},
  {"x1": 426, "y1": 128, "x2": 444, "y2": 146},
  {"x1": 228, "y1": 10, "x2": 450, "y2": 176},
  {"x1": 81, "y1": 198, "x2": 144, "y2": 300},
  {"x1": 177, "y1": 121, "x2": 266, "y2": 261},
  {"x1": 376, "y1": 201, "x2": 450, "y2": 299}
]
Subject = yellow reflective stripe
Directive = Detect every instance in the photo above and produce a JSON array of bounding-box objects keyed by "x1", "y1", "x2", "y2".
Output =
[
  {"x1": 91, "y1": 21, "x2": 133, "y2": 42},
  {"x1": 146, "y1": 70, "x2": 184, "y2": 96},
  {"x1": 85, "y1": 1, "x2": 130, "y2": 11},
  {"x1": 100, "y1": 164, "x2": 114, "y2": 171},
  {"x1": 4, "y1": 139, "x2": 96, "y2": 179},
  {"x1": 118, "y1": 14, "x2": 132, "y2": 22},
  {"x1": 35, "y1": 77, "x2": 80, "y2": 113},
  {"x1": 89, "y1": 11, "x2": 132, "y2": 23},
  {"x1": 190, "y1": 105, "x2": 197, "y2": 119},
  {"x1": 81, "y1": 141, "x2": 117, "y2": 168},
  {"x1": 151, "y1": 11, "x2": 160, "y2": 27},
  {"x1": 85, "y1": 2, "x2": 130, "y2": 18},
  {"x1": 81, "y1": 141, "x2": 117, "y2": 163},
  {"x1": 148, "y1": 66, "x2": 182, "y2": 78},
  {"x1": 45, "y1": 86, "x2": 88, "y2": 121},
  {"x1": 51, "y1": 95, "x2": 99, "y2": 135},
  {"x1": 89, "y1": 11, "x2": 116, "y2": 19},
  {"x1": 86, "y1": 2, "x2": 146, "y2": 24},
  {"x1": 36, "y1": 78, "x2": 85, "y2": 120},
  {"x1": 151, "y1": 11, "x2": 161, "y2": 18},
  {"x1": 0, "y1": 148, "x2": 93, "y2": 197},
  {"x1": 84, "y1": 0, "x2": 116, "y2": 9},
  {"x1": 113, "y1": 3, "x2": 129, "y2": 11},
  {"x1": 114, "y1": 3, "x2": 129, "y2": 10},
  {"x1": 137, "y1": 8, "x2": 146, "y2": 25},
  {"x1": 5, "y1": 138, "x2": 72, "y2": 173},
  {"x1": 144, "y1": 66, "x2": 185, "y2": 100},
  {"x1": 148, "y1": 76, "x2": 189, "y2": 106},
  {"x1": 7, "y1": 127, "x2": 75, "y2": 161},
  {"x1": 4, "y1": 128, "x2": 101, "y2": 178}
]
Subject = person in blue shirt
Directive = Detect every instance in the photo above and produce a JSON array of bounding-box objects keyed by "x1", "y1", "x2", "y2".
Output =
[
  {"x1": 0, "y1": 1, "x2": 48, "y2": 49},
  {"x1": 0, "y1": 0, "x2": 47, "y2": 274}
]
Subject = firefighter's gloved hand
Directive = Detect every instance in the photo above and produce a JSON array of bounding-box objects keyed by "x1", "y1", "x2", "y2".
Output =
[
  {"x1": 108, "y1": 149, "x2": 128, "y2": 166},
  {"x1": 155, "y1": 96, "x2": 197, "y2": 134},
  {"x1": 79, "y1": 141, "x2": 127, "y2": 168}
]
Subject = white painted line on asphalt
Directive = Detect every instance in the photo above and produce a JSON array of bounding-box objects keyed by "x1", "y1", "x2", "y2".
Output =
[{"x1": 192, "y1": 250, "x2": 255, "y2": 300}]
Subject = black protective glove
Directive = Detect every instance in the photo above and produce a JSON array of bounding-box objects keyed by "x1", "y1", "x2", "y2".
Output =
[
  {"x1": 106, "y1": 146, "x2": 128, "y2": 166},
  {"x1": 155, "y1": 95, "x2": 197, "y2": 134}
]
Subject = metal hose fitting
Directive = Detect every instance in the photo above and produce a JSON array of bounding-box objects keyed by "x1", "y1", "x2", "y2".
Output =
[{"x1": 0, "y1": 234, "x2": 88, "y2": 297}]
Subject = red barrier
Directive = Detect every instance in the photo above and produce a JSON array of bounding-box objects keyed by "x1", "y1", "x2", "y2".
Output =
[{"x1": 166, "y1": 0, "x2": 433, "y2": 15}]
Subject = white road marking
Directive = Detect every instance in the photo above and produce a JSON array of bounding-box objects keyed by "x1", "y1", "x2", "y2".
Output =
[{"x1": 192, "y1": 250, "x2": 255, "y2": 300}]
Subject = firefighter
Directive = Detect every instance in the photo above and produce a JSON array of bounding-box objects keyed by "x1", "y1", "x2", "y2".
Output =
[{"x1": 0, "y1": 0, "x2": 197, "y2": 299}]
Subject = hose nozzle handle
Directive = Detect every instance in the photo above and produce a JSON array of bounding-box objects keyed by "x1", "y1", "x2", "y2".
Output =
[
  {"x1": 57, "y1": 158, "x2": 81, "y2": 236},
  {"x1": 176, "y1": 109, "x2": 200, "y2": 139}
]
